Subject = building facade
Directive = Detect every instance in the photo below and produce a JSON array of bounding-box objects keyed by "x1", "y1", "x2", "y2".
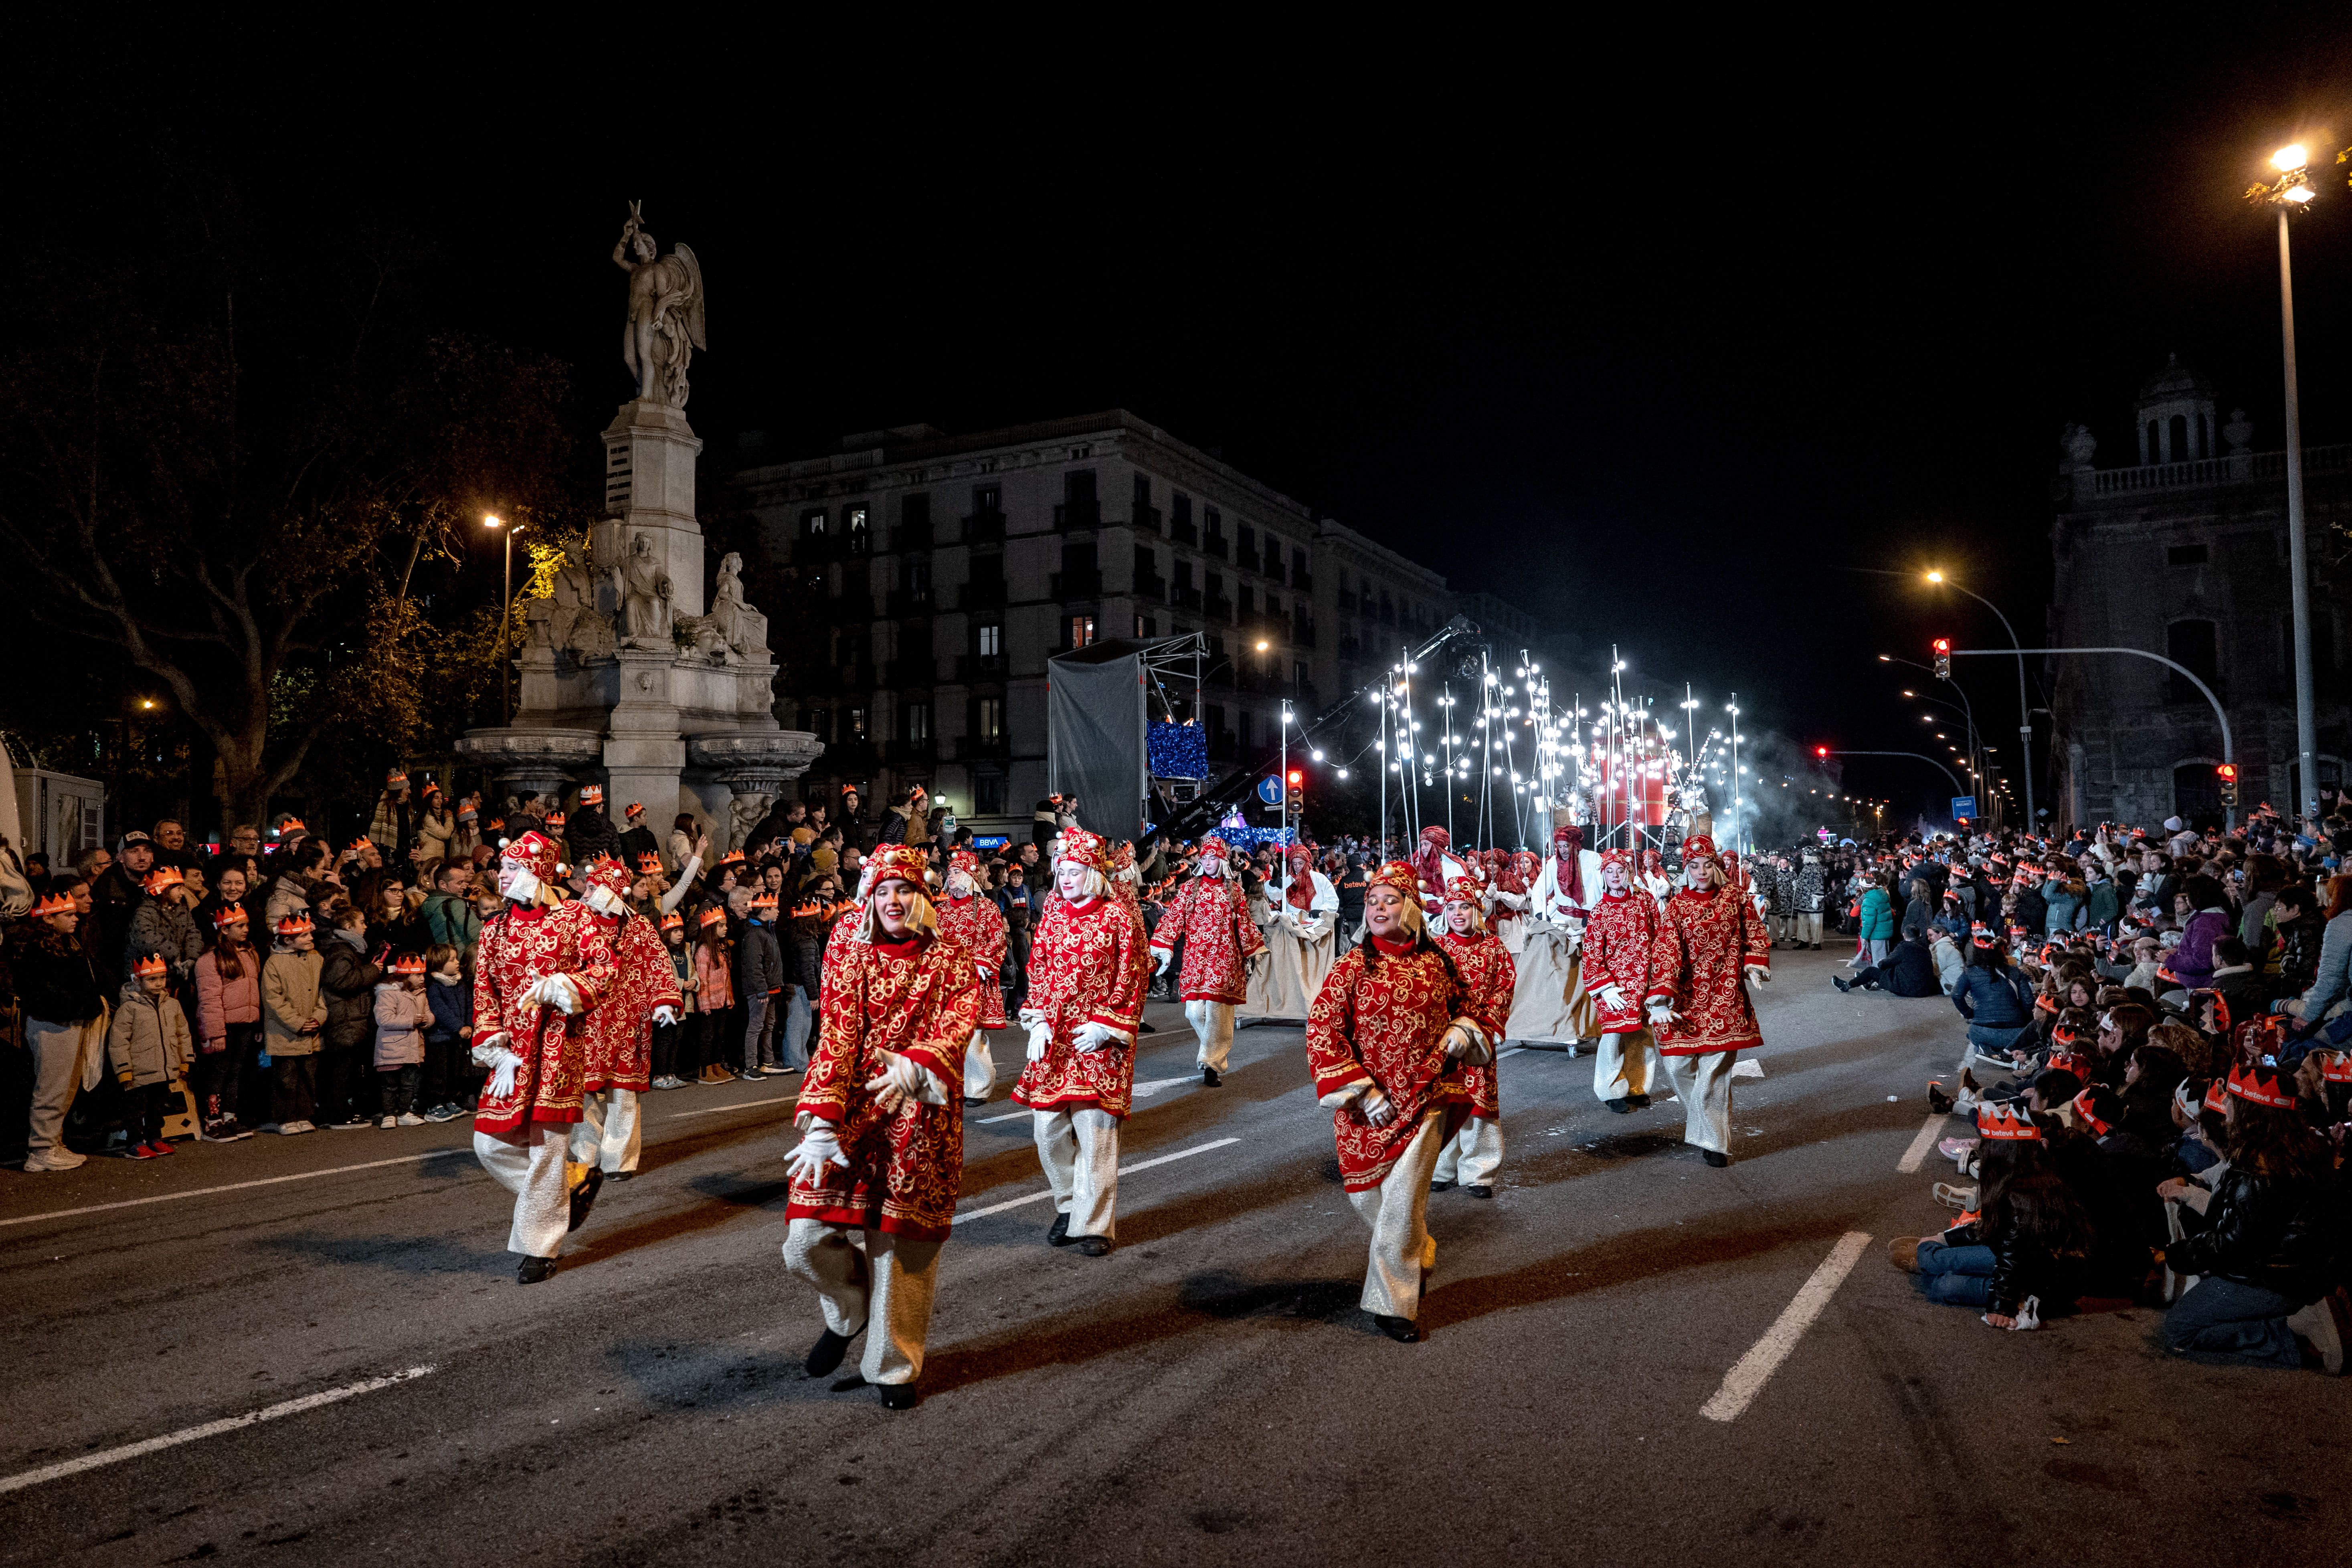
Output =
[
  {"x1": 730, "y1": 410, "x2": 1462, "y2": 822},
  {"x1": 2049, "y1": 357, "x2": 2352, "y2": 827}
]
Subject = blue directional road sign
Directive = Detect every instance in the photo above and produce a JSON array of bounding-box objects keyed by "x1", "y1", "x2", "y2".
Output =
[
  {"x1": 1951, "y1": 796, "x2": 1977, "y2": 820},
  {"x1": 1257, "y1": 775, "x2": 1284, "y2": 805}
]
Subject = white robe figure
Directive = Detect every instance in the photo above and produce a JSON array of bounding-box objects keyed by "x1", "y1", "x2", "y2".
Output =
[
  {"x1": 1512, "y1": 846, "x2": 1604, "y2": 1046},
  {"x1": 1253, "y1": 867, "x2": 1339, "y2": 1021}
]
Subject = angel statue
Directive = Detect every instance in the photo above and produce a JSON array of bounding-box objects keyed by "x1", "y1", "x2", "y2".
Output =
[{"x1": 613, "y1": 201, "x2": 706, "y2": 408}]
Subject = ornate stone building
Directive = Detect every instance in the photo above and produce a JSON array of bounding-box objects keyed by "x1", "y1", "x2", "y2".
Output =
[
  {"x1": 730, "y1": 411, "x2": 1462, "y2": 823},
  {"x1": 2049, "y1": 358, "x2": 2352, "y2": 827}
]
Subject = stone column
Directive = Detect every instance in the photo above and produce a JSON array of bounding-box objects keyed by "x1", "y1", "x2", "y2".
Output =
[
  {"x1": 688, "y1": 733, "x2": 826, "y2": 853},
  {"x1": 595, "y1": 399, "x2": 706, "y2": 625}
]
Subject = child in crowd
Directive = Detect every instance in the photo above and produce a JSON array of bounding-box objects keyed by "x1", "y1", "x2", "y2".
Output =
[
  {"x1": 109, "y1": 955, "x2": 194, "y2": 1159},
  {"x1": 693, "y1": 906, "x2": 735, "y2": 1084},
  {"x1": 1893, "y1": 1104, "x2": 2094, "y2": 1326},
  {"x1": 261, "y1": 914, "x2": 328, "y2": 1134},
  {"x1": 652, "y1": 910, "x2": 695, "y2": 1089},
  {"x1": 373, "y1": 953, "x2": 432, "y2": 1126},
  {"x1": 421, "y1": 943, "x2": 475, "y2": 1121}
]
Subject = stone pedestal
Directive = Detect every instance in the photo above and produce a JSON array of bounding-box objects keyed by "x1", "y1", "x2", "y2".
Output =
[
  {"x1": 690, "y1": 732, "x2": 826, "y2": 851},
  {"x1": 597, "y1": 400, "x2": 706, "y2": 624},
  {"x1": 453, "y1": 728, "x2": 607, "y2": 803}
]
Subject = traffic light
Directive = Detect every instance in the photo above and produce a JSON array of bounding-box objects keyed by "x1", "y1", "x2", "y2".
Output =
[
  {"x1": 1286, "y1": 769, "x2": 1304, "y2": 811},
  {"x1": 2217, "y1": 762, "x2": 2239, "y2": 809},
  {"x1": 1815, "y1": 745, "x2": 1830, "y2": 759},
  {"x1": 1933, "y1": 638, "x2": 1952, "y2": 680}
]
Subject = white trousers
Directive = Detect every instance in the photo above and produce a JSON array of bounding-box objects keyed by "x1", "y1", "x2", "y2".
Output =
[
  {"x1": 964, "y1": 1032, "x2": 997, "y2": 1100},
  {"x1": 782, "y1": 1218, "x2": 943, "y2": 1387},
  {"x1": 1347, "y1": 1111, "x2": 1446, "y2": 1319},
  {"x1": 1431, "y1": 1114, "x2": 1503, "y2": 1187},
  {"x1": 1662, "y1": 1050, "x2": 1736, "y2": 1155},
  {"x1": 1185, "y1": 999, "x2": 1236, "y2": 1072},
  {"x1": 24, "y1": 1014, "x2": 107, "y2": 1158},
  {"x1": 1794, "y1": 911, "x2": 1822, "y2": 945},
  {"x1": 1033, "y1": 1105, "x2": 1121, "y2": 1239},
  {"x1": 1594, "y1": 1028, "x2": 1662, "y2": 1104},
  {"x1": 474, "y1": 1125, "x2": 577, "y2": 1258},
  {"x1": 567, "y1": 1087, "x2": 643, "y2": 1174}
]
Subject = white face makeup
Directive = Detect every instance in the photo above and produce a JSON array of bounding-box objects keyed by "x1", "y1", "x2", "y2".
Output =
[
  {"x1": 1057, "y1": 862, "x2": 1092, "y2": 901},
  {"x1": 498, "y1": 863, "x2": 540, "y2": 903}
]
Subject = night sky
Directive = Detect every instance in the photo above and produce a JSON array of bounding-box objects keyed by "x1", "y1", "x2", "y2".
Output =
[{"x1": 25, "y1": 18, "x2": 2352, "y2": 827}]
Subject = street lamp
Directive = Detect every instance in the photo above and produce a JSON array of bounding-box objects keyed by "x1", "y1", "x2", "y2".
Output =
[
  {"x1": 2247, "y1": 142, "x2": 2322, "y2": 822},
  {"x1": 485, "y1": 513, "x2": 524, "y2": 725},
  {"x1": 1925, "y1": 570, "x2": 2035, "y2": 832}
]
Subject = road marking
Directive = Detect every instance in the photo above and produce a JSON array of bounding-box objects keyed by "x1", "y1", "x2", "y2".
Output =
[
  {"x1": 0, "y1": 1365, "x2": 437, "y2": 1495},
  {"x1": 1499, "y1": 1046, "x2": 1525, "y2": 1059},
  {"x1": 669, "y1": 1094, "x2": 798, "y2": 1119},
  {"x1": 1699, "y1": 1232, "x2": 1872, "y2": 1423},
  {"x1": 0, "y1": 1150, "x2": 474, "y2": 1231},
  {"x1": 956, "y1": 1137, "x2": 1240, "y2": 1221},
  {"x1": 1897, "y1": 1115, "x2": 1947, "y2": 1173},
  {"x1": 975, "y1": 1074, "x2": 1199, "y2": 1125}
]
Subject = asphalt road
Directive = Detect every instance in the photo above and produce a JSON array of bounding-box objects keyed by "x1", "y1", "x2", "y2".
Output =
[{"x1": 3, "y1": 947, "x2": 2346, "y2": 1567}]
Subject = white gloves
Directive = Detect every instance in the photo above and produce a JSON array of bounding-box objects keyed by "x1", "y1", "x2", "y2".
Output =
[
  {"x1": 786, "y1": 1123, "x2": 850, "y2": 1184},
  {"x1": 520, "y1": 973, "x2": 582, "y2": 1015},
  {"x1": 1596, "y1": 983, "x2": 1628, "y2": 1012},
  {"x1": 1153, "y1": 947, "x2": 1174, "y2": 974},
  {"x1": 1647, "y1": 998, "x2": 1680, "y2": 1028},
  {"x1": 976, "y1": 962, "x2": 995, "y2": 985},
  {"x1": 651, "y1": 1005, "x2": 680, "y2": 1027},
  {"x1": 863, "y1": 1050, "x2": 931, "y2": 1114},
  {"x1": 1744, "y1": 964, "x2": 1770, "y2": 986},
  {"x1": 484, "y1": 1047, "x2": 526, "y2": 1098},
  {"x1": 1440, "y1": 1017, "x2": 1491, "y2": 1062},
  {"x1": 1073, "y1": 1021, "x2": 1121, "y2": 1053},
  {"x1": 470, "y1": 1030, "x2": 513, "y2": 1065},
  {"x1": 1357, "y1": 1086, "x2": 1396, "y2": 1128},
  {"x1": 1025, "y1": 1017, "x2": 1053, "y2": 1062}
]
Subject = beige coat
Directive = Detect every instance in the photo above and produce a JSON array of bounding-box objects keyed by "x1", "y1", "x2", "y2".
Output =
[
  {"x1": 263, "y1": 947, "x2": 329, "y2": 1055},
  {"x1": 107, "y1": 982, "x2": 194, "y2": 1088}
]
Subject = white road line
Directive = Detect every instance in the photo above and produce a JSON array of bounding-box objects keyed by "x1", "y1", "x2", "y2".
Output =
[
  {"x1": 955, "y1": 1137, "x2": 1240, "y2": 1222},
  {"x1": 1499, "y1": 1046, "x2": 1525, "y2": 1059},
  {"x1": 975, "y1": 1074, "x2": 1199, "y2": 1125},
  {"x1": 0, "y1": 1365, "x2": 437, "y2": 1495},
  {"x1": 1897, "y1": 1115, "x2": 1947, "y2": 1174},
  {"x1": 975, "y1": 1109, "x2": 1029, "y2": 1125},
  {"x1": 669, "y1": 1094, "x2": 798, "y2": 1119},
  {"x1": 1699, "y1": 1232, "x2": 1872, "y2": 1423},
  {"x1": 0, "y1": 1149, "x2": 474, "y2": 1231}
]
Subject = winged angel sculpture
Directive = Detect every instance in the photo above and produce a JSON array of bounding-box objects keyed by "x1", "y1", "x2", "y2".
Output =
[{"x1": 613, "y1": 201, "x2": 706, "y2": 407}]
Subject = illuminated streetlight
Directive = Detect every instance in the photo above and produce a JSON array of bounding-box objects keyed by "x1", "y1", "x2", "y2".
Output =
[{"x1": 485, "y1": 512, "x2": 524, "y2": 724}]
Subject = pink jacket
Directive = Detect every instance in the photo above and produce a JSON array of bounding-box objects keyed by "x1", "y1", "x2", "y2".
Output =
[
  {"x1": 196, "y1": 942, "x2": 263, "y2": 1043},
  {"x1": 694, "y1": 944, "x2": 734, "y2": 1012},
  {"x1": 372, "y1": 983, "x2": 433, "y2": 1067}
]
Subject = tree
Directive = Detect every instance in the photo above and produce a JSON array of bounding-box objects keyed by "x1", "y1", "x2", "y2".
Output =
[{"x1": 0, "y1": 194, "x2": 588, "y2": 826}]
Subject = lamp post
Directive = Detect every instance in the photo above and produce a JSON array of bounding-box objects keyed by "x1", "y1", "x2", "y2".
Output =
[
  {"x1": 1725, "y1": 697, "x2": 1743, "y2": 856},
  {"x1": 1925, "y1": 571, "x2": 2035, "y2": 832},
  {"x1": 1280, "y1": 697, "x2": 1292, "y2": 847},
  {"x1": 485, "y1": 514, "x2": 523, "y2": 725},
  {"x1": 2248, "y1": 144, "x2": 2320, "y2": 823},
  {"x1": 1879, "y1": 652, "x2": 1981, "y2": 790}
]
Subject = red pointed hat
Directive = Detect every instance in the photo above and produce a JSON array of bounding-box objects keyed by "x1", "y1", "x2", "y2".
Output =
[
  {"x1": 1682, "y1": 834, "x2": 1719, "y2": 863},
  {"x1": 1599, "y1": 848, "x2": 1633, "y2": 874},
  {"x1": 950, "y1": 848, "x2": 982, "y2": 878},
  {"x1": 501, "y1": 830, "x2": 560, "y2": 882},
  {"x1": 1058, "y1": 827, "x2": 1108, "y2": 871},
  {"x1": 1197, "y1": 835, "x2": 1230, "y2": 860},
  {"x1": 1367, "y1": 861, "x2": 1421, "y2": 898},
  {"x1": 866, "y1": 843, "x2": 934, "y2": 890},
  {"x1": 581, "y1": 856, "x2": 633, "y2": 896},
  {"x1": 1443, "y1": 875, "x2": 1485, "y2": 904}
]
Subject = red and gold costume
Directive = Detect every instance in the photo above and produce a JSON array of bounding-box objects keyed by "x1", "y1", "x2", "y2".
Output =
[
  {"x1": 1434, "y1": 921, "x2": 1515, "y2": 1122},
  {"x1": 471, "y1": 900, "x2": 616, "y2": 1135},
  {"x1": 1016, "y1": 883, "x2": 1152, "y2": 1117},
  {"x1": 936, "y1": 887, "x2": 1009, "y2": 1030},
  {"x1": 1581, "y1": 874, "x2": 1662, "y2": 1035},
  {"x1": 1306, "y1": 936, "x2": 1475, "y2": 1192},
  {"x1": 1644, "y1": 836, "x2": 1770, "y2": 1161},
  {"x1": 1150, "y1": 853, "x2": 1265, "y2": 1006},
  {"x1": 788, "y1": 931, "x2": 982, "y2": 1240},
  {"x1": 578, "y1": 863, "x2": 684, "y2": 1095}
]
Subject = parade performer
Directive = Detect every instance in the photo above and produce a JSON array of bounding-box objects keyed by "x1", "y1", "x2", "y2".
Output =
[
  {"x1": 1489, "y1": 850, "x2": 1539, "y2": 954},
  {"x1": 1255, "y1": 842, "x2": 1340, "y2": 1022},
  {"x1": 1151, "y1": 835, "x2": 1266, "y2": 1085},
  {"x1": 1584, "y1": 850, "x2": 1665, "y2": 1113},
  {"x1": 936, "y1": 849, "x2": 1009, "y2": 1102},
  {"x1": 1508, "y1": 823, "x2": 1604, "y2": 1047},
  {"x1": 567, "y1": 857, "x2": 682, "y2": 1181},
  {"x1": 1409, "y1": 825, "x2": 1474, "y2": 910},
  {"x1": 1305, "y1": 862, "x2": 1494, "y2": 1341},
  {"x1": 782, "y1": 846, "x2": 981, "y2": 1410},
  {"x1": 1638, "y1": 848, "x2": 1673, "y2": 902},
  {"x1": 1645, "y1": 834, "x2": 1770, "y2": 1167},
  {"x1": 1430, "y1": 876, "x2": 1516, "y2": 1197},
  {"x1": 1016, "y1": 828, "x2": 1152, "y2": 1254},
  {"x1": 469, "y1": 831, "x2": 617, "y2": 1283}
]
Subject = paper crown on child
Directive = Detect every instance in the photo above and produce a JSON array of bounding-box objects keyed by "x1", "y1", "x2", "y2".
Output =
[
  {"x1": 625, "y1": 801, "x2": 646, "y2": 819},
  {"x1": 543, "y1": 811, "x2": 567, "y2": 829},
  {"x1": 391, "y1": 954, "x2": 427, "y2": 974},
  {"x1": 660, "y1": 911, "x2": 685, "y2": 932},
  {"x1": 578, "y1": 785, "x2": 604, "y2": 805},
  {"x1": 635, "y1": 853, "x2": 664, "y2": 874},
  {"x1": 142, "y1": 866, "x2": 186, "y2": 896},
  {"x1": 275, "y1": 914, "x2": 314, "y2": 937},
  {"x1": 212, "y1": 905, "x2": 250, "y2": 929},
  {"x1": 132, "y1": 954, "x2": 167, "y2": 978},
  {"x1": 1976, "y1": 1102, "x2": 2043, "y2": 1141},
  {"x1": 698, "y1": 906, "x2": 727, "y2": 930},
  {"x1": 2202, "y1": 1077, "x2": 2231, "y2": 1114},
  {"x1": 2226, "y1": 1062, "x2": 2297, "y2": 1110}
]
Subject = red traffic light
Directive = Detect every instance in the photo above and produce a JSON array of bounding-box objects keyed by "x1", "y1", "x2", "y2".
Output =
[
  {"x1": 1932, "y1": 638, "x2": 1950, "y2": 654},
  {"x1": 2215, "y1": 763, "x2": 2238, "y2": 781},
  {"x1": 1815, "y1": 746, "x2": 1829, "y2": 758},
  {"x1": 1287, "y1": 770, "x2": 1303, "y2": 785}
]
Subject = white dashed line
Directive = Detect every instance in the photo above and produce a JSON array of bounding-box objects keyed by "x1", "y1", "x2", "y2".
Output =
[
  {"x1": 669, "y1": 1094, "x2": 799, "y2": 1119},
  {"x1": 1699, "y1": 1232, "x2": 1872, "y2": 1422},
  {"x1": 0, "y1": 1149, "x2": 474, "y2": 1230},
  {"x1": 956, "y1": 1137, "x2": 1240, "y2": 1221},
  {"x1": 1896, "y1": 1115, "x2": 1947, "y2": 1173}
]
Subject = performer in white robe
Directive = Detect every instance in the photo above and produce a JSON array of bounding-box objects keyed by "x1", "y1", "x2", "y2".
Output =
[
  {"x1": 1254, "y1": 843, "x2": 1339, "y2": 1021},
  {"x1": 1510, "y1": 824, "x2": 1603, "y2": 1048}
]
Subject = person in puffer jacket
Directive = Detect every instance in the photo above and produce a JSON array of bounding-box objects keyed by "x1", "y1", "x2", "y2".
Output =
[
  {"x1": 109, "y1": 959, "x2": 193, "y2": 1158},
  {"x1": 373, "y1": 956, "x2": 434, "y2": 1126}
]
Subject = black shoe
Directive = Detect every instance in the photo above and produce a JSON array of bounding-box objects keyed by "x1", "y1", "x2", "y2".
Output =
[
  {"x1": 1603, "y1": 1097, "x2": 1634, "y2": 1115},
  {"x1": 1201, "y1": 1066, "x2": 1222, "y2": 1087},
  {"x1": 1627, "y1": 1094, "x2": 1651, "y2": 1110},
  {"x1": 607, "y1": 1170, "x2": 635, "y2": 1182},
  {"x1": 1372, "y1": 1314, "x2": 1420, "y2": 1343},
  {"x1": 1465, "y1": 1184, "x2": 1493, "y2": 1199},
  {"x1": 878, "y1": 1382, "x2": 922, "y2": 1411},
  {"x1": 1430, "y1": 1177, "x2": 1456, "y2": 1192},
  {"x1": 1927, "y1": 1080, "x2": 1954, "y2": 1115},
  {"x1": 1832, "y1": 977, "x2": 1852, "y2": 993},
  {"x1": 1137, "y1": 1020, "x2": 1159, "y2": 1034},
  {"x1": 1048, "y1": 1212, "x2": 1072, "y2": 1246},
  {"x1": 1073, "y1": 1236, "x2": 1112, "y2": 1257},
  {"x1": 805, "y1": 1328, "x2": 853, "y2": 1378},
  {"x1": 567, "y1": 1167, "x2": 605, "y2": 1232},
  {"x1": 1702, "y1": 1150, "x2": 1729, "y2": 1167},
  {"x1": 517, "y1": 1256, "x2": 559, "y2": 1285},
  {"x1": 964, "y1": 1096, "x2": 988, "y2": 1107}
]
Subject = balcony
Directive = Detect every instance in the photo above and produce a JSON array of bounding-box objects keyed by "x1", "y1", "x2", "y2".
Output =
[
  {"x1": 962, "y1": 511, "x2": 1007, "y2": 544},
  {"x1": 1203, "y1": 529, "x2": 1228, "y2": 560},
  {"x1": 959, "y1": 580, "x2": 1007, "y2": 611},
  {"x1": 955, "y1": 734, "x2": 1010, "y2": 761},
  {"x1": 886, "y1": 587, "x2": 934, "y2": 618},
  {"x1": 957, "y1": 653, "x2": 1007, "y2": 681},
  {"x1": 1171, "y1": 584, "x2": 1202, "y2": 611},
  {"x1": 1050, "y1": 569, "x2": 1103, "y2": 600},
  {"x1": 1237, "y1": 544, "x2": 1261, "y2": 573},
  {"x1": 1171, "y1": 516, "x2": 1198, "y2": 547},
  {"x1": 1131, "y1": 505, "x2": 1162, "y2": 535},
  {"x1": 1134, "y1": 572, "x2": 1168, "y2": 602},
  {"x1": 1053, "y1": 498, "x2": 1101, "y2": 531},
  {"x1": 890, "y1": 736, "x2": 938, "y2": 763}
]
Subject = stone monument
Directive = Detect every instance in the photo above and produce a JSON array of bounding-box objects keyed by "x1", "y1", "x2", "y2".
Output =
[{"x1": 458, "y1": 204, "x2": 821, "y2": 848}]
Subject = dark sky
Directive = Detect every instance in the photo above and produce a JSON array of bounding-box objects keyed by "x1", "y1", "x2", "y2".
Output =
[{"x1": 26, "y1": 16, "x2": 2352, "y2": 823}]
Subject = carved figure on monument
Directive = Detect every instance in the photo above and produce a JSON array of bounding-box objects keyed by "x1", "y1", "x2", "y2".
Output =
[
  {"x1": 613, "y1": 202, "x2": 706, "y2": 409},
  {"x1": 728, "y1": 791, "x2": 773, "y2": 850},
  {"x1": 550, "y1": 543, "x2": 617, "y2": 661},
  {"x1": 707, "y1": 552, "x2": 770, "y2": 661},
  {"x1": 613, "y1": 532, "x2": 674, "y2": 648}
]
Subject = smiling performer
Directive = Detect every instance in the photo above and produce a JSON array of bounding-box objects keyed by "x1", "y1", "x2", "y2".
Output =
[
  {"x1": 1306, "y1": 862, "x2": 1494, "y2": 1342},
  {"x1": 1430, "y1": 875, "x2": 1516, "y2": 1198},
  {"x1": 781, "y1": 845, "x2": 981, "y2": 1411},
  {"x1": 568, "y1": 856, "x2": 682, "y2": 1182},
  {"x1": 1645, "y1": 834, "x2": 1771, "y2": 1166},
  {"x1": 469, "y1": 831, "x2": 617, "y2": 1284},
  {"x1": 1150, "y1": 834, "x2": 1266, "y2": 1086},
  {"x1": 1584, "y1": 848, "x2": 1665, "y2": 1114},
  {"x1": 936, "y1": 849, "x2": 1010, "y2": 1102}
]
